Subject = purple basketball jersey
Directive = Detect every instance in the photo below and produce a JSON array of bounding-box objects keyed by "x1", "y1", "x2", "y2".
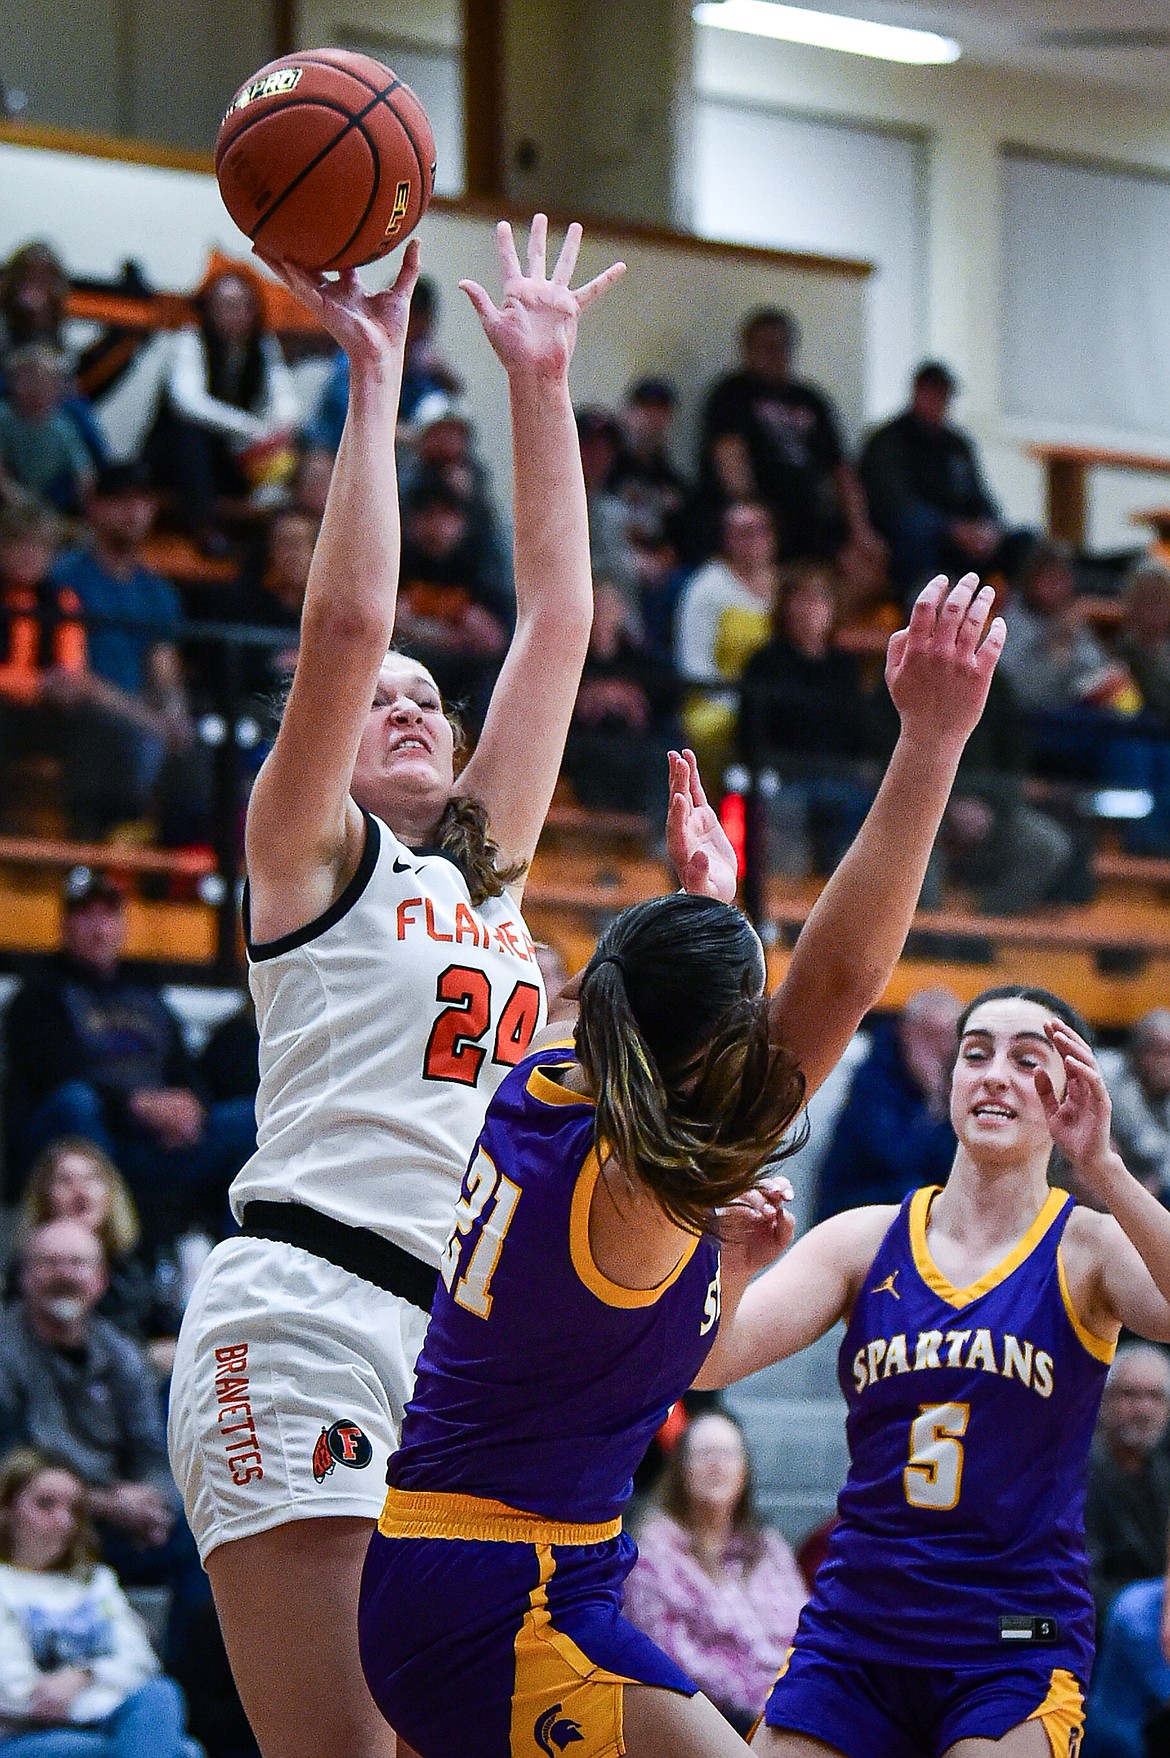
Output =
[
  {"x1": 390, "y1": 1045, "x2": 722, "y2": 1526},
  {"x1": 796, "y1": 1185, "x2": 1113, "y2": 1680}
]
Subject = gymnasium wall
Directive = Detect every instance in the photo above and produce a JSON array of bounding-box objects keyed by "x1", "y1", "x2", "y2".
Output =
[{"x1": 0, "y1": 133, "x2": 869, "y2": 502}]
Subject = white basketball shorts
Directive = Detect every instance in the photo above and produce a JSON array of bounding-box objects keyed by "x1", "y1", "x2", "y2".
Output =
[{"x1": 168, "y1": 1234, "x2": 431, "y2": 1563}]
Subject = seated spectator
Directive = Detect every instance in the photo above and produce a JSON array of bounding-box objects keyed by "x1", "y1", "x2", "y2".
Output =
[
  {"x1": 0, "y1": 346, "x2": 94, "y2": 515},
  {"x1": 1108, "y1": 1010, "x2": 1170, "y2": 1200},
  {"x1": 196, "y1": 996, "x2": 259, "y2": 1107},
  {"x1": 610, "y1": 377, "x2": 692, "y2": 554},
  {"x1": 576, "y1": 408, "x2": 639, "y2": 611},
  {"x1": 675, "y1": 500, "x2": 779, "y2": 785},
  {"x1": 150, "y1": 263, "x2": 298, "y2": 553},
  {"x1": 625, "y1": 1411, "x2": 808, "y2": 1736},
  {"x1": 698, "y1": 307, "x2": 883, "y2": 590},
  {"x1": 739, "y1": 564, "x2": 873, "y2": 875},
  {"x1": 868, "y1": 661, "x2": 1076, "y2": 915},
  {"x1": 0, "y1": 243, "x2": 70, "y2": 358},
  {"x1": 400, "y1": 393, "x2": 510, "y2": 607},
  {"x1": 3, "y1": 870, "x2": 256, "y2": 1251},
  {"x1": 0, "y1": 1446, "x2": 199, "y2": 1757},
  {"x1": 859, "y1": 361, "x2": 1025, "y2": 597},
  {"x1": 1086, "y1": 1345, "x2": 1170, "y2": 1630},
  {"x1": 49, "y1": 461, "x2": 202, "y2": 842},
  {"x1": 1000, "y1": 540, "x2": 1141, "y2": 784},
  {"x1": 561, "y1": 581, "x2": 679, "y2": 816},
  {"x1": 17, "y1": 1139, "x2": 184, "y2": 1370},
  {"x1": 1111, "y1": 558, "x2": 1170, "y2": 856},
  {"x1": 813, "y1": 989, "x2": 960, "y2": 1222},
  {"x1": 396, "y1": 483, "x2": 510, "y2": 724},
  {"x1": 230, "y1": 505, "x2": 316, "y2": 700},
  {"x1": 303, "y1": 272, "x2": 459, "y2": 454},
  {"x1": 1083, "y1": 1575, "x2": 1170, "y2": 1758}
]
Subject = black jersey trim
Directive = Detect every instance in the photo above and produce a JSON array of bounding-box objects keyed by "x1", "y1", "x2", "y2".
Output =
[{"x1": 244, "y1": 810, "x2": 382, "y2": 961}]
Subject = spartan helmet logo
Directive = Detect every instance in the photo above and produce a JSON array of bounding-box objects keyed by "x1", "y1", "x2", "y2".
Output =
[
  {"x1": 312, "y1": 1420, "x2": 374, "y2": 1482},
  {"x1": 534, "y1": 1705, "x2": 584, "y2": 1756}
]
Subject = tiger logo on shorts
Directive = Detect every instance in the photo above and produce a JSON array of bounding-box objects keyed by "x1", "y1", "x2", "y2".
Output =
[{"x1": 312, "y1": 1420, "x2": 374, "y2": 1481}]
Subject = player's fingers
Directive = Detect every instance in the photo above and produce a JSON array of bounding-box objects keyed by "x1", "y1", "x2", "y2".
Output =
[
  {"x1": 576, "y1": 261, "x2": 626, "y2": 311},
  {"x1": 391, "y1": 237, "x2": 422, "y2": 297},
  {"x1": 1033, "y1": 1068, "x2": 1059, "y2": 1116},
  {"x1": 904, "y1": 575, "x2": 949, "y2": 650},
  {"x1": 683, "y1": 748, "x2": 707, "y2": 807},
  {"x1": 552, "y1": 221, "x2": 583, "y2": 286},
  {"x1": 955, "y1": 582, "x2": 996, "y2": 661},
  {"x1": 934, "y1": 574, "x2": 980, "y2": 652},
  {"x1": 459, "y1": 280, "x2": 498, "y2": 326},
  {"x1": 884, "y1": 628, "x2": 908, "y2": 674},
  {"x1": 527, "y1": 212, "x2": 549, "y2": 279},
  {"x1": 689, "y1": 848, "x2": 711, "y2": 885},
  {"x1": 974, "y1": 615, "x2": 1007, "y2": 676},
  {"x1": 495, "y1": 220, "x2": 523, "y2": 283},
  {"x1": 1048, "y1": 1019, "x2": 1096, "y2": 1061}
]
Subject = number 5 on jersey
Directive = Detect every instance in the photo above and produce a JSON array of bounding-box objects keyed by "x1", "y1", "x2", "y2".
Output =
[
  {"x1": 440, "y1": 1148, "x2": 521, "y2": 1318},
  {"x1": 904, "y1": 1402, "x2": 969, "y2": 1510}
]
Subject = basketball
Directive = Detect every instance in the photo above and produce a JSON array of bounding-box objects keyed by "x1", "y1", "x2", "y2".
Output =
[{"x1": 214, "y1": 48, "x2": 435, "y2": 273}]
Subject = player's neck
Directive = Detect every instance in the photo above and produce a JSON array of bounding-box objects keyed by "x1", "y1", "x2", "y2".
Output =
[{"x1": 932, "y1": 1153, "x2": 1053, "y2": 1256}]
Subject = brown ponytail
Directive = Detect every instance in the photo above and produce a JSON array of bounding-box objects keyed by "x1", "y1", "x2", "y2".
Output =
[
  {"x1": 433, "y1": 790, "x2": 526, "y2": 907},
  {"x1": 576, "y1": 894, "x2": 807, "y2": 1234}
]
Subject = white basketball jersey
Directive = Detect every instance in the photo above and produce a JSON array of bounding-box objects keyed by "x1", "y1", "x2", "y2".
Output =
[{"x1": 231, "y1": 811, "x2": 547, "y2": 1267}]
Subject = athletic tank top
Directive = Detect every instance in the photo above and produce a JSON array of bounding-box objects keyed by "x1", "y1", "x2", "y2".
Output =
[
  {"x1": 796, "y1": 1185, "x2": 1113, "y2": 1677},
  {"x1": 231, "y1": 810, "x2": 546, "y2": 1266},
  {"x1": 389, "y1": 1045, "x2": 723, "y2": 1525}
]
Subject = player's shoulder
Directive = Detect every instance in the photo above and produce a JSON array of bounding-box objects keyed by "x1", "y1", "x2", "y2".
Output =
[{"x1": 807, "y1": 1203, "x2": 901, "y2": 1276}]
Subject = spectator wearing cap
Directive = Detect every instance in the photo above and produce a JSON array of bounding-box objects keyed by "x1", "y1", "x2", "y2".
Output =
[
  {"x1": 2, "y1": 871, "x2": 256, "y2": 1249},
  {"x1": 699, "y1": 308, "x2": 884, "y2": 588},
  {"x1": 303, "y1": 272, "x2": 460, "y2": 454},
  {"x1": 610, "y1": 378, "x2": 692, "y2": 551},
  {"x1": 401, "y1": 390, "x2": 511, "y2": 608},
  {"x1": 396, "y1": 481, "x2": 511, "y2": 726},
  {"x1": 859, "y1": 361, "x2": 1025, "y2": 597},
  {"x1": 0, "y1": 343, "x2": 95, "y2": 514},
  {"x1": 48, "y1": 462, "x2": 204, "y2": 841}
]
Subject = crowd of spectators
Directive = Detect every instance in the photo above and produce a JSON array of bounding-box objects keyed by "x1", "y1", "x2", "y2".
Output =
[{"x1": 1, "y1": 234, "x2": 1170, "y2": 903}]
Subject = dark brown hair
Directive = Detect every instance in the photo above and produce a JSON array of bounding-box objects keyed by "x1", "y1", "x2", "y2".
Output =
[
  {"x1": 956, "y1": 985, "x2": 1093, "y2": 1047},
  {"x1": 0, "y1": 1448, "x2": 98, "y2": 1576},
  {"x1": 575, "y1": 893, "x2": 806, "y2": 1234},
  {"x1": 659, "y1": 1409, "x2": 765, "y2": 1564}
]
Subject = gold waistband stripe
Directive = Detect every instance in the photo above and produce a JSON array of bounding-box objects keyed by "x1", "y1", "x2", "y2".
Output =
[{"x1": 377, "y1": 1486, "x2": 622, "y2": 1547}]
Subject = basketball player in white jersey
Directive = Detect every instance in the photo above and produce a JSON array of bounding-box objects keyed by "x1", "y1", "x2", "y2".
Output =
[{"x1": 167, "y1": 216, "x2": 626, "y2": 1758}]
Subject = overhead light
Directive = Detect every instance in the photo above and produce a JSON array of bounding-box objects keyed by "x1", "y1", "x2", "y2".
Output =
[{"x1": 694, "y1": 1, "x2": 961, "y2": 65}]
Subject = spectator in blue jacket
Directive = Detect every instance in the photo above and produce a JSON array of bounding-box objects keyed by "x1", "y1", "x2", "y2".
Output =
[
  {"x1": 813, "y1": 988, "x2": 961, "y2": 1222},
  {"x1": 1084, "y1": 1578, "x2": 1170, "y2": 1758}
]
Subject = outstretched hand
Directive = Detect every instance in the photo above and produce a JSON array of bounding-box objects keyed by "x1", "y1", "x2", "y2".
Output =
[
  {"x1": 1034, "y1": 1021, "x2": 1119, "y2": 1194},
  {"x1": 460, "y1": 214, "x2": 625, "y2": 380},
  {"x1": 665, "y1": 749, "x2": 739, "y2": 905},
  {"x1": 717, "y1": 1180, "x2": 795, "y2": 1282},
  {"x1": 886, "y1": 574, "x2": 1005, "y2": 751},
  {"x1": 253, "y1": 238, "x2": 421, "y2": 368}
]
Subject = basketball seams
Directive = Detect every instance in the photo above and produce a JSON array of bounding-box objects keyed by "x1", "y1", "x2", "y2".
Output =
[
  {"x1": 234, "y1": 79, "x2": 399, "y2": 245},
  {"x1": 321, "y1": 124, "x2": 383, "y2": 272},
  {"x1": 382, "y1": 91, "x2": 427, "y2": 202}
]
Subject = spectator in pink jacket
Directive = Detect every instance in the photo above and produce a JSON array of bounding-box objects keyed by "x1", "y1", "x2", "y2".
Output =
[{"x1": 625, "y1": 1410, "x2": 808, "y2": 1734}]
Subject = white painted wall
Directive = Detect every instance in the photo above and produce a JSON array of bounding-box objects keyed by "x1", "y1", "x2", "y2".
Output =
[{"x1": 695, "y1": 23, "x2": 1170, "y2": 549}]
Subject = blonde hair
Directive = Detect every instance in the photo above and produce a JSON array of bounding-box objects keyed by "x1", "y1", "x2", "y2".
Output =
[
  {"x1": 0, "y1": 1448, "x2": 98, "y2": 1576},
  {"x1": 21, "y1": 1137, "x2": 140, "y2": 1261}
]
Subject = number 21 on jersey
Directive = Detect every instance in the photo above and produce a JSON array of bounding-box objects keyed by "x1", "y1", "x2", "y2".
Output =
[{"x1": 440, "y1": 1147, "x2": 521, "y2": 1318}]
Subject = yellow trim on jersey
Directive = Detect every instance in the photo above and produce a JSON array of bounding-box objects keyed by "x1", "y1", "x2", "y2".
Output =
[
  {"x1": 377, "y1": 1486, "x2": 621, "y2": 1547},
  {"x1": 569, "y1": 1150, "x2": 701, "y2": 1308},
  {"x1": 1056, "y1": 1246, "x2": 1117, "y2": 1364},
  {"x1": 909, "y1": 1186, "x2": 1068, "y2": 1309},
  {"x1": 510, "y1": 1545, "x2": 633, "y2": 1758},
  {"x1": 1026, "y1": 1667, "x2": 1085, "y2": 1758},
  {"x1": 526, "y1": 1060, "x2": 595, "y2": 1109}
]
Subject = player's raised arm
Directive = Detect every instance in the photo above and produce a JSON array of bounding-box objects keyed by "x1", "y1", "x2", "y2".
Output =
[
  {"x1": 245, "y1": 242, "x2": 420, "y2": 940},
  {"x1": 456, "y1": 216, "x2": 625, "y2": 888},
  {"x1": 768, "y1": 574, "x2": 1005, "y2": 1097},
  {"x1": 694, "y1": 1204, "x2": 895, "y2": 1389}
]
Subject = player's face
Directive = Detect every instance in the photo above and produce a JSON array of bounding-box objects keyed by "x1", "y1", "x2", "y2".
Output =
[
  {"x1": 951, "y1": 998, "x2": 1065, "y2": 1164},
  {"x1": 352, "y1": 654, "x2": 456, "y2": 828}
]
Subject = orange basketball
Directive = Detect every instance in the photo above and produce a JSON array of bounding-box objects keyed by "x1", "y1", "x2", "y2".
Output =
[{"x1": 215, "y1": 49, "x2": 435, "y2": 272}]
